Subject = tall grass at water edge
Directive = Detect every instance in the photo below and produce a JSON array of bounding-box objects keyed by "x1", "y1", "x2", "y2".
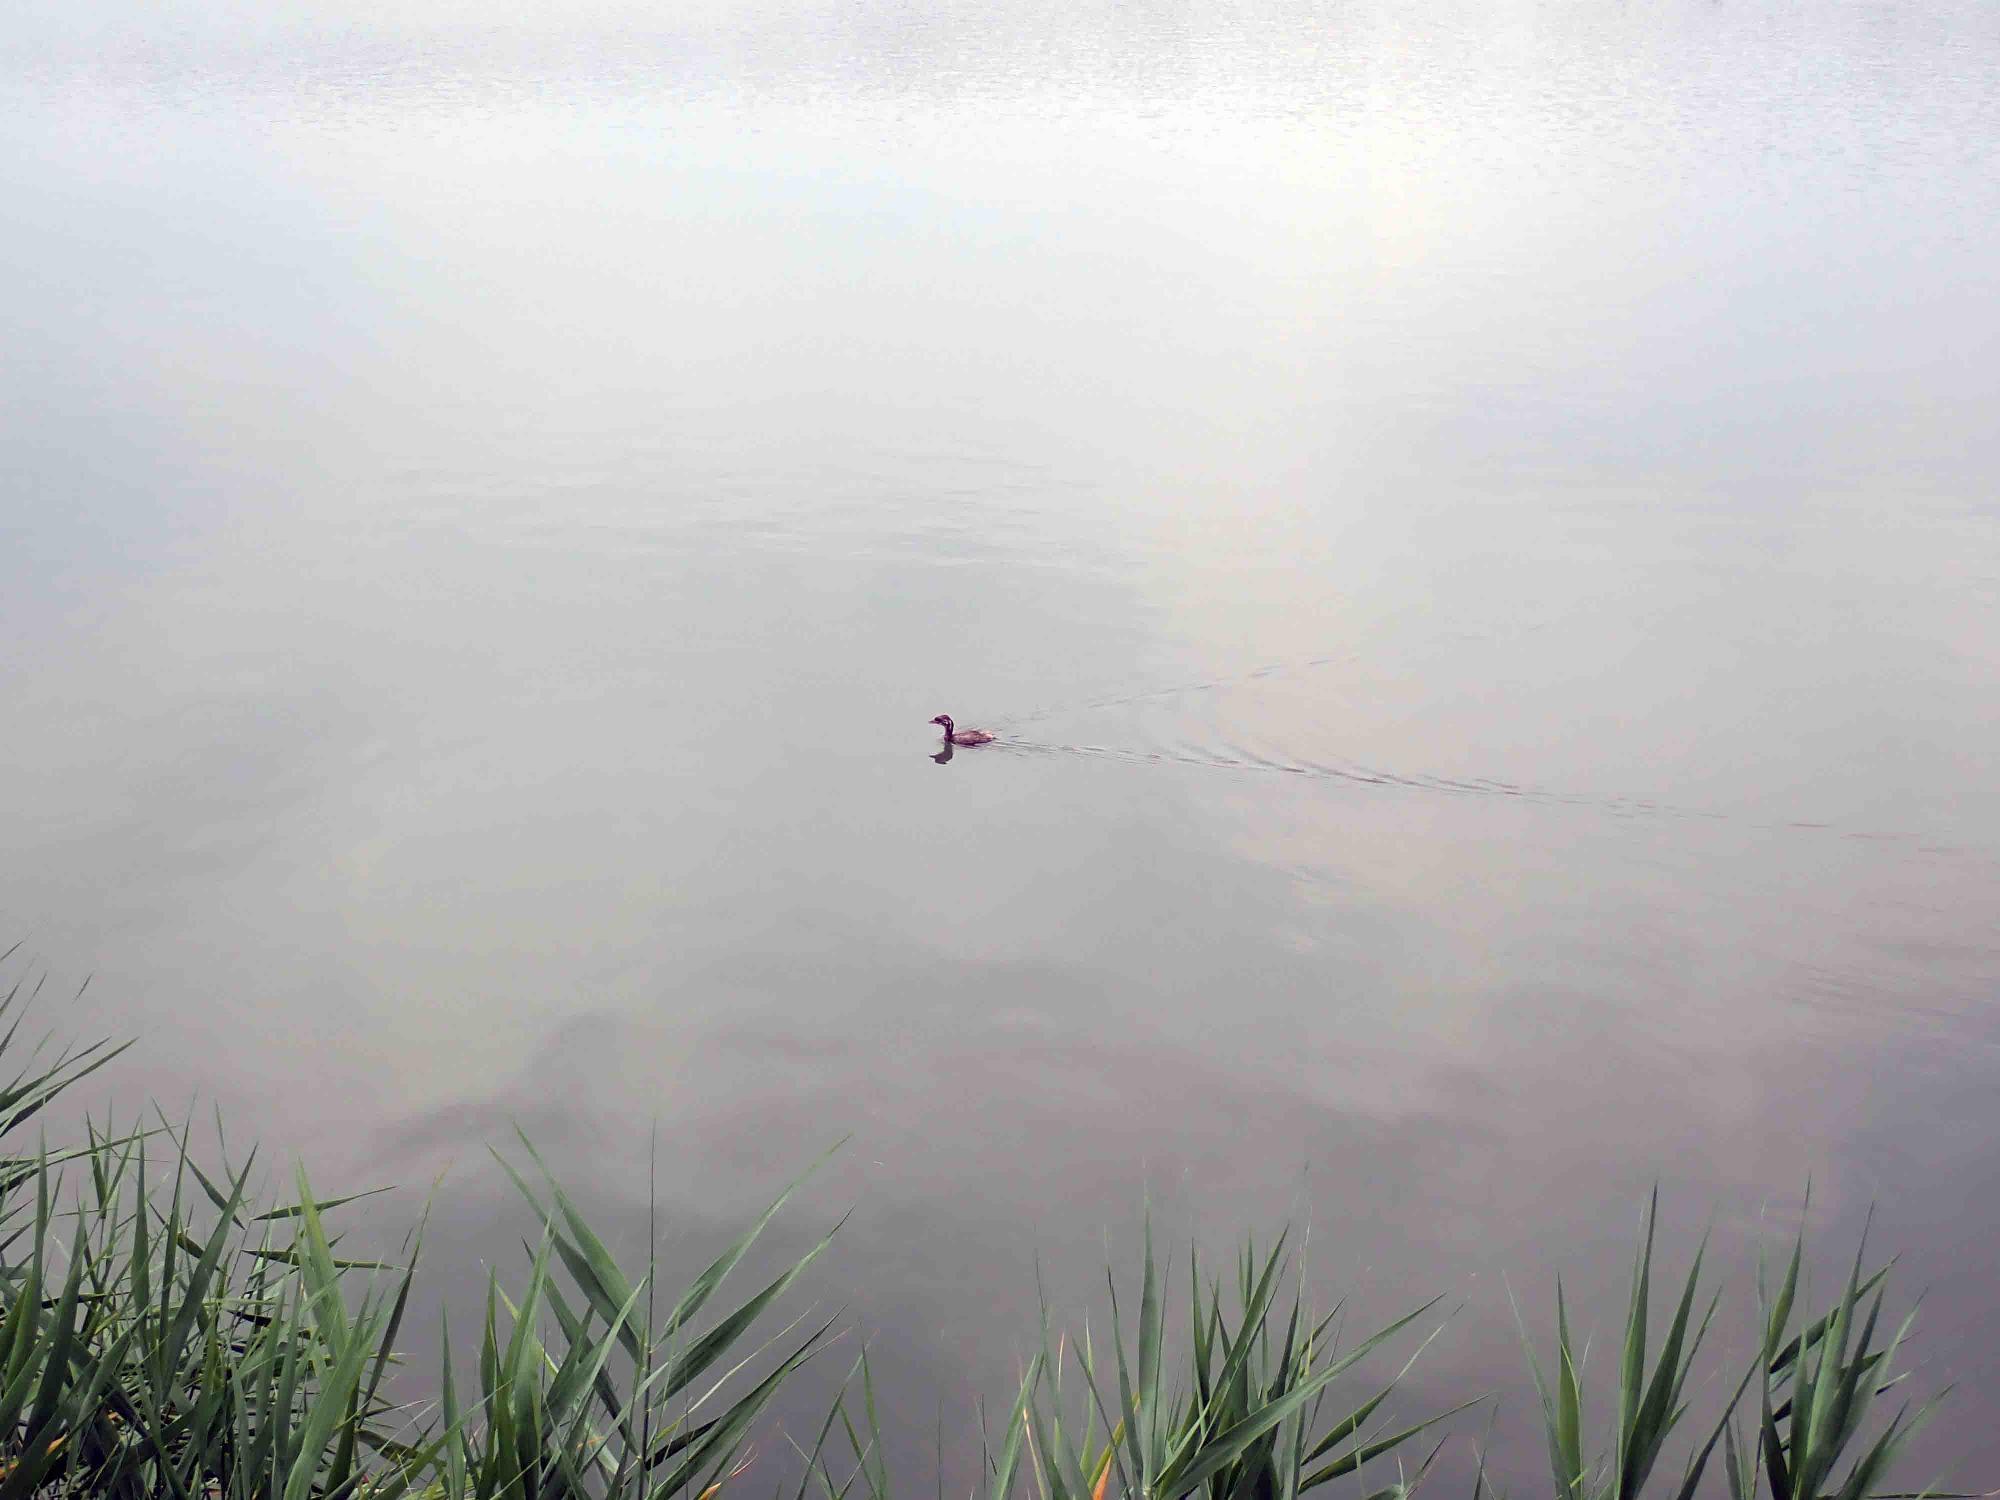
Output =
[{"x1": 0, "y1": 972, "x2": 1959, "y2": 1499}]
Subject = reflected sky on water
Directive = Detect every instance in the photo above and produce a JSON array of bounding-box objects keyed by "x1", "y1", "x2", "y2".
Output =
[{"x1": 4, "y1": 0, "x2": 2000, "y2": 1485}]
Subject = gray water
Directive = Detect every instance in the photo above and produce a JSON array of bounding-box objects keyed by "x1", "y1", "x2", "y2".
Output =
[{"x1": 5, "y1": 0, "x2": 2000, "y2": 1486}]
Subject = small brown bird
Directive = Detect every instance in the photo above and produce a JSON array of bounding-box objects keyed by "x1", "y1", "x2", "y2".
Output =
[{"x1": 931, "y1": 714, "x2": 995, "y2": 747}]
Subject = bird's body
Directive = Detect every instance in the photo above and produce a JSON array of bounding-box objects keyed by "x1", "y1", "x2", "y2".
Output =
[{"x1": 930, "y1": 714, "x2": 995, "y2": 747}]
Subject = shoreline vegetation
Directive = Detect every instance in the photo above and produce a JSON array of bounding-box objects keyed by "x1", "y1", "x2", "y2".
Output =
[{"x1": 0, "y1": 983, "x2": 1950, "y2": 1500}]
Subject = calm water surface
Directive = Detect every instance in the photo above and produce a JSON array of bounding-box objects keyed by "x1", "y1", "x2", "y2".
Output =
[{"x1": 5, "y1": 0, "x2": 2000, "y2": 1486}]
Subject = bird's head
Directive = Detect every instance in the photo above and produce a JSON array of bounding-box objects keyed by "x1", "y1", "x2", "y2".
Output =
[{"x1": 930, "y1": 714, "x2": 954, "y2": 730}]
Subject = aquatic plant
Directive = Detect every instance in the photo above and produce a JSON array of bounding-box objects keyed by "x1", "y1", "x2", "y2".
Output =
[
  {"x1": 0, "y1": 1114, "x2": 846, "y2": 1499},
  {"x1": 0, "y1": 966, "x2": 1957, "y2": 1500},
  {"x1": 793, "y1": 1231, "x2": 1466, "y2": 1500},
  {"x1": 1514, "y1": 1194, "x2": 1949, "y2": 1500},
  {"x1": 0, "y1": 968, "x2": 841, "y2": 1500}
]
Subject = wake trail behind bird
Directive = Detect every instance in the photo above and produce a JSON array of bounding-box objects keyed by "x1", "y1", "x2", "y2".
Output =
[
  {"x1": 980, "y1": 650, "x2": 1998, "y2": 865},
  {"x1": 990, "y1": 735, "x2": 1995, "y2": 868}
]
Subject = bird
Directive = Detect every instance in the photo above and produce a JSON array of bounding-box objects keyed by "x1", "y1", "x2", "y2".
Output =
[{"x1": 930, "y1": 714, "x2": 996, "y2": 747}]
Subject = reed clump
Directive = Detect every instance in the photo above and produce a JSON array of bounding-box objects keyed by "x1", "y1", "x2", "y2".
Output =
[
  {"x1": 0, "y1": 970, "x2": 1955, "y2": 1500},
  {"x1": 1512, "y1": 1194, "x2": 1947, "y2": 1500}
]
